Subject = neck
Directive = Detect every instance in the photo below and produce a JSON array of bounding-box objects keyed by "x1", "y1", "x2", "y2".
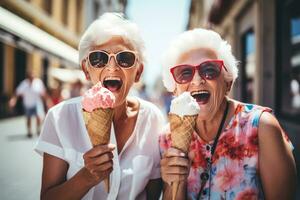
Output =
[
  {"x1": 113, "y1": 97, "x2": 138, "y2": 122},
  {"x1": 113, "y1": 100, "x2": 128, "y2": 122},
  {"x1": 196, "y1": 98, "x2": 228, "y2": 142}
]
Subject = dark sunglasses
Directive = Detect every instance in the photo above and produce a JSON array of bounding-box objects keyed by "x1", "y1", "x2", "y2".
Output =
[
  {"x1": 170, "y1": 60, "x2": 227, "y2": 84},
  {"x1": 87, "y1": 50, "x2": 137, "y2": 68}
]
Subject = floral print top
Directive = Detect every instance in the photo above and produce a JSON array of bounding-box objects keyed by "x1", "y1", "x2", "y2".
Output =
[{"x1": 159, "y1": 103, "x2": 293, "y2": 200}]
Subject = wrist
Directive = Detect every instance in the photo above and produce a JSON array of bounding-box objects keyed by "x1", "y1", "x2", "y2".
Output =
[{"x1": 77, "y1": 167, "x2": 98, "y2": 188}]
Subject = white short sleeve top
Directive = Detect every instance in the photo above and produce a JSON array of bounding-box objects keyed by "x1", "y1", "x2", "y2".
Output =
[
  {"x1": 16, "y1": 78, "x2": 45, "y2": 108},
  {"x1": 35, "y1": 97, "x2": 165, "y2": 200}
]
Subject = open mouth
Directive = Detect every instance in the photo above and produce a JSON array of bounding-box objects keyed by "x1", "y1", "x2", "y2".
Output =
[
  {"x1": 191, "y1": 90, "x2": 210, "y2": 104},
  {"x1": 103, "y1": 77, "x2": 123, "y2": 92}
]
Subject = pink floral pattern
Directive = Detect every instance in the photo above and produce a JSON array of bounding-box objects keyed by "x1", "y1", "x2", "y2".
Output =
[{"x1": 159, "y1": 103, "x2": 293, "y2": 200}]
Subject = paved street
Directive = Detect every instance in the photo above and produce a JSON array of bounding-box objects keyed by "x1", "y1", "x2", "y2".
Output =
[{"x1": 0, "y1": 117, "x2": 42, "y2": 200}]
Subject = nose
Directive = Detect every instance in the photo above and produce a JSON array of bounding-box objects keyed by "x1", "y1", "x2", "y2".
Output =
[
  {"x1": 190, "y1": 71, "x2": 205, "y2": 86},
  {"x1": 106, "y1": 55, "x2": 119, "y2": 71}
]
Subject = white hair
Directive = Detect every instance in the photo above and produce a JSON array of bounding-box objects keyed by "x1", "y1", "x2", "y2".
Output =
[
  {"x1": 78, "y1": 12, "x2": 146, "y2": 65},
  {"x1": 162, "y1": 28, "x2": 239, "y2": 92}
]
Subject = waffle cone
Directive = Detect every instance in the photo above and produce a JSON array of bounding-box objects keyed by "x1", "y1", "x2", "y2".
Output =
[
  {"x1": 82, "y1": 108, "x2": 114, "y2": 193},
  {"x1": 172, "y1": 182, "x2": 179, "y2": 200},
  {"x1": 169, "y1": 113, "x2": 197, "y2": 200},
  {"x1": 82, "y1": 108, "x2": 114, "y2": 146},
  {"x1": 169, "y1": 113, "x2": 197, "y2": 153}
]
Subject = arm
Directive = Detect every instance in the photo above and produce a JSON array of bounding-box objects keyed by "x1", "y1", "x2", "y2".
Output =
[
  {"x1": 41, "y1": 145, "x2": 114, "y2": 200},
  {"x1": 258, "y1": 112, "x2": 297, "y2": 200},
  {"x1": 146, "y1": 178, "x2": 163, "y2": 200},
  {"x1": 41, "y1": 153, "x2": 93, "y2": 200},
  {"x1": 9, "y1": 94, "x2": 20, "y2": 108},
  {"x1": 160, "y1": 148, "x2": 189, "y2": 200}
]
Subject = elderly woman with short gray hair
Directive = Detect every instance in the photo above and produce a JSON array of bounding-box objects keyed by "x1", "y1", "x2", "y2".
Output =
[
  {"x1": 159, "y1": 28, "x2": 296, "y2": 200},
  {"x1": 35, "y1": 13, "x2": 163, "y2": 200}
]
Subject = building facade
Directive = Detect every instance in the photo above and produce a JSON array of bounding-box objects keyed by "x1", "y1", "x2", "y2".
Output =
[
  {"x1": 0, "y1": 0, "x2": 127, "y2": 118},
  {"x1": 188, "y1": 0, "x2": 300, "y2": 194}
]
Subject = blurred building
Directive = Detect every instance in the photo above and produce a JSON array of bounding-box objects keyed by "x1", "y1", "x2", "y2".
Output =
[
  {"x1": 189, "y1": 0, "x2": 300, "y2": 192},
  {"x1": 0, "y1": 0, "x2": 127, "y2": 118}
]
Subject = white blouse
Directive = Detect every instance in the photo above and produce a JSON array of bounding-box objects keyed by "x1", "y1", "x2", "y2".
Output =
[{"x1": 35, "y1": 97, "x2": 164, "y2": 200}]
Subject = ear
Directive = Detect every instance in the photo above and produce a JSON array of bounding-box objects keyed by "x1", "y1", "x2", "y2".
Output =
[
  {"x1": 81, "y1": 59, "x2": 90, "y2": 80},
  {"x1": 134, "y1": 64, "x2": 144, "y2": 82}
]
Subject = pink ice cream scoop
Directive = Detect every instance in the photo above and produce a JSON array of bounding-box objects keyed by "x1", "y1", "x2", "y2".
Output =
[{"x1": 82, "y1": 82, "x2": 115, "y2": 112}]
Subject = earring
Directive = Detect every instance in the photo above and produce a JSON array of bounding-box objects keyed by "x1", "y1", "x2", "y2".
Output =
[{"x1": 85, "y1": 73, "x2": 90, "y2": 80}]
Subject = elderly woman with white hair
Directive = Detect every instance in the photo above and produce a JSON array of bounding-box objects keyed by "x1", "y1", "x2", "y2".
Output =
[
  {"x1": 35, "y1": 13, "x2": 163, "y2": 200},
  {"x1": 159, "y1": 28, "x2": 296, "y2": 200}
]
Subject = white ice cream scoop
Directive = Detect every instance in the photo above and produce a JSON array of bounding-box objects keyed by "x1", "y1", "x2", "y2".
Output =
[{"x1": 170, "y1": 92, "x2": 200, "y2": 117}]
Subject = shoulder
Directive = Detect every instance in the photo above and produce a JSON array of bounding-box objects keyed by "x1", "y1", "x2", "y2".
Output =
[
  {"x1": 256, "y1": 108, "x2": 293, "y2": 151},
  {"x1": 231, "y1": 100, "x2": 273, "y2": 127},
  {"x1": 258, "y1": 111, "x2": 282, "y2": 139},
  {"x1": 47, "y1": 97, "x2": 82, "y2": 116},
  {"x1": 17, "y1": 79, "x2": 28, "y2": 88}
]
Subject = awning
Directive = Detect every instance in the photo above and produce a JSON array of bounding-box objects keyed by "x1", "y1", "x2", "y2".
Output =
[
  {"x1": 0, "y1": 7, "x2": 78, "y2": 66},
  {"x1": 50, "y1": 67, "x2": 87, "y2": 83}
]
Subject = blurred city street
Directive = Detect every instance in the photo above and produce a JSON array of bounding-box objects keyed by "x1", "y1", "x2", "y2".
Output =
[{"x1": 0, "y1": 117, "x2": 41, "y2": 200}]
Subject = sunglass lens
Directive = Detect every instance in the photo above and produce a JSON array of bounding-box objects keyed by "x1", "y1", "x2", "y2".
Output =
[
  {"x1": 173, "y1": 65, "x2": 194, "y2": 84},
  {"x1": 199, "y1": 62, "x2": 221, "y2": 80},
  {"x1": 89, "y1": 52, "x2": 108, "y2": 68},
  {"x1": 116, "y1": 52, "x2": 136, "y2": 68}
]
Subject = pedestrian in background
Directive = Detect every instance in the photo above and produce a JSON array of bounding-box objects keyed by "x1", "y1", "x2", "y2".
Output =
[
  {"x1": 159, "y1": 28, "x2": 296, "y2": 200},
  {"x1": 9, "y1": 71, "x2": 47, "y2": 137}
]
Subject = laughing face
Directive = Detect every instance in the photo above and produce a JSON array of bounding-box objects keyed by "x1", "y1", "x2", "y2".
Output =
[
  {"x1": 82, "y1": 37, "x2": 143, "y2": 107},
  {"x1": 174, "y1": 48, "x2": 229, "y2": 120}
]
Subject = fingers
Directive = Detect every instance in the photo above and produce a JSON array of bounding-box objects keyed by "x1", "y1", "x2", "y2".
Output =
[
  {"x1": 92, "y1": 161, "x2": 113, "y2": 173},
  {"x1": 161, "y1": 156, "x2": 189, "y2": 167},
  {"x1": 163, "y1": 147, "x2": 186, "y2": 158},
  {"x1": 161, "y1": 174, "x2": 188, "y2": 185},
  {"x1": 160, "y1": 148, "x2": 190, "y2": 185},
  {"x1": 164, "y1": 166, "x2": 189, "y2": 175},
  {"x1": 84, "y1": 144, "x2": 115, "y2": 159},
  {"x1": 84, "y1": 152, "x2": 114, "y2": 169}
]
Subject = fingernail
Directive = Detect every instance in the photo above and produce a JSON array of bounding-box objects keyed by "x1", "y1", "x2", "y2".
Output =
[
  {"x1": 108, "y1": 143, "x2": 116, "y2": 149},
  {"x1": 180, "y1": 152, "x2": 186, "y2": 157}
]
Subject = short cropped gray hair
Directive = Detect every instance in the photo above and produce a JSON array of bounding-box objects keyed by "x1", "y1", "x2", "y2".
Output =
[
  {"x1": 78, "y1": 12, "x2": 146, "y2": 65},
  {"x1": 162, "y1": 28, "x2": 238, "y2": 92}
]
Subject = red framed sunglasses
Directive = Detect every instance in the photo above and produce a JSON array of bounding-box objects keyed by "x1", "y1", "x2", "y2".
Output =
[
  {"x1": 170, "y1": 59, "x2": 227, "y2": 84},
  {"x1": 87, "y1": 50, "x2": 137, "y2": 69}
]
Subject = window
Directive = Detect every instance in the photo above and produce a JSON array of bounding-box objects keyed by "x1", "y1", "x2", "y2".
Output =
[
  {"x1": 0, "y1": 42, "x2": 3, "y2": 92},
  {"x1": 62, "y1": 0, "x2": 69, "y2": 25},
  {"x1": 43, "y1": 0, "x2": 52, "y2": 15},
  {"x1": 241, "y1": 29, "x2": 255, "y2": 103},
  {"x1": 94, "y1": 1, "x2": 100, "y2": 19},
  {"x1": 277, "y1": 0, "x2": 300, "y2": 121},
  {"x1": 14, "y1": 48, "x2": 27, "y2": 115}
]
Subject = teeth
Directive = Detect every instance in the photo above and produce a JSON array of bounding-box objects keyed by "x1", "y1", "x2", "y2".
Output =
[
  {"x1": 191, "y1": 90, "x2": 209, "y2": 95},
  {"x1": 104, "y1": 77, "x2": 121, "y2": 81}
]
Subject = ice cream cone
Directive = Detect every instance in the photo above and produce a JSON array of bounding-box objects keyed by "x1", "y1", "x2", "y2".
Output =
[
  {"x1": 172, "y1": 182, "x2": 179, "y2": 200},
  {"x1": 82, "y1": 108, "x2": 114, "y2": 193},
  {"x1": 169, "y1": 113, "x2": 197, "y2": 200},
  {"x1": 169, "y1": 114, "x2": 197, "y2": 152}
]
